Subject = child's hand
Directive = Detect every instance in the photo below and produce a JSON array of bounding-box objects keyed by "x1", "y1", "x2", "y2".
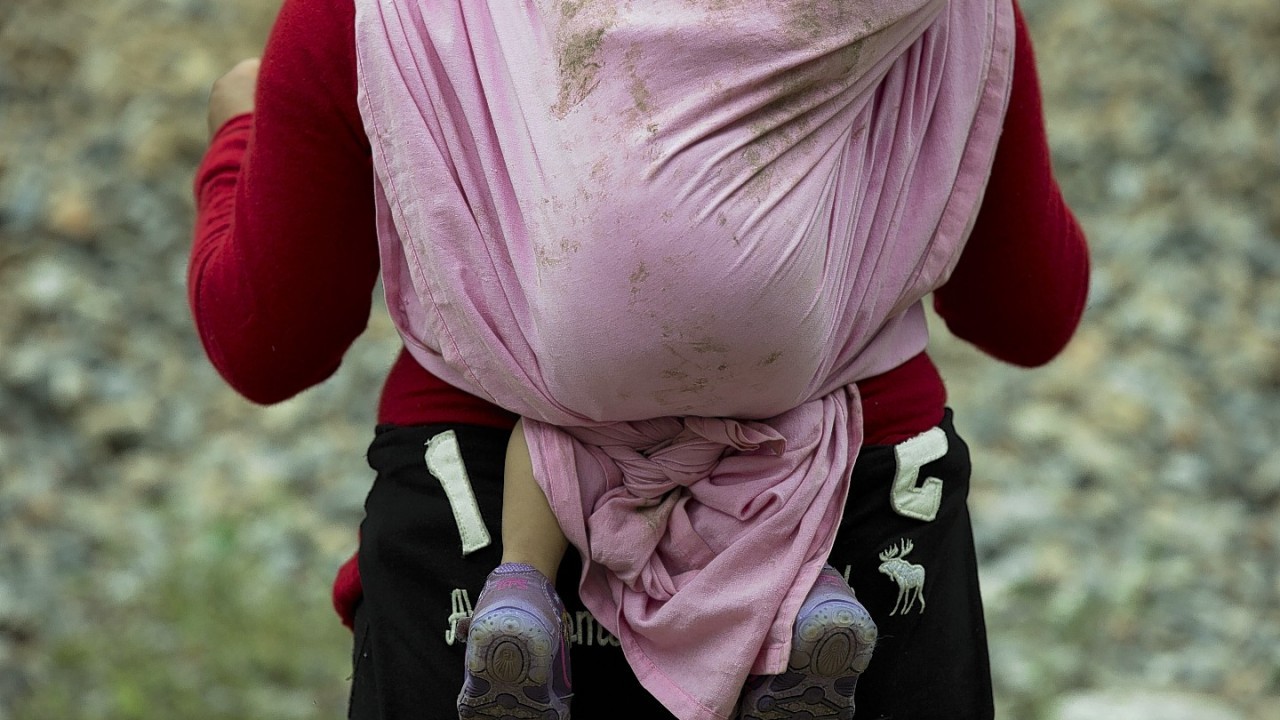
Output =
[{"x1": 207, "y1": 58, "x2": 260, "y2": 138}]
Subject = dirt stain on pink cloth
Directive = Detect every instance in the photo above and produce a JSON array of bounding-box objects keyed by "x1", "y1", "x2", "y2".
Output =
[{"x1": 551, "y1": 1, "x2": 617, "y2": 117}]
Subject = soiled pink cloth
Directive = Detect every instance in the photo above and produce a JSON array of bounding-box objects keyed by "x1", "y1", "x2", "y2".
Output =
[{"x1": 355, "y1": 1, "x2": 1013, "y2": 717}]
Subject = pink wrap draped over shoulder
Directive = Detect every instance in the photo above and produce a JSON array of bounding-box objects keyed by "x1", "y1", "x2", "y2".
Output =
[{"x1": 354, "y1": 1, "x2": 1013, "y2": 717}]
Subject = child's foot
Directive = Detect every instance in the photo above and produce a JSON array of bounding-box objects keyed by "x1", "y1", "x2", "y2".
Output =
[
  {"x1": 457, "y1": 563, "x2": 572, "y2": 720},
  {"x1": 737, "y1": 566, "x2": 877, "y2": 720}
]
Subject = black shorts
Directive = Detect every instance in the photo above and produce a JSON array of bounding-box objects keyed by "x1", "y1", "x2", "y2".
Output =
[{"x1": 348, "y1": 409, "x2": 992, "y2": 720}]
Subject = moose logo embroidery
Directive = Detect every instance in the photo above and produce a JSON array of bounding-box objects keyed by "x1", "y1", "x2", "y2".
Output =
[{"x1": 878, "y1": 539, "x2": 926, "y2": 615}]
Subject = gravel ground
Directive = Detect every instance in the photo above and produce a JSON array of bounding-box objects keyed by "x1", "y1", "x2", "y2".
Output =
[{"x1": 2, "y1": 1, "x2": 1277, "y2": 718}]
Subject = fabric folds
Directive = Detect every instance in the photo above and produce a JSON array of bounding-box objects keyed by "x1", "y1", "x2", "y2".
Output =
[{"x1": 354, "y1": 1, "x2": 1014, "y2": 717}]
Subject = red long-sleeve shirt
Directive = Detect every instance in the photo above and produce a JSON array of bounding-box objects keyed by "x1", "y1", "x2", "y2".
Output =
[{"x1": 189, "y1": 0, "x2": 1088, "y2": 626}]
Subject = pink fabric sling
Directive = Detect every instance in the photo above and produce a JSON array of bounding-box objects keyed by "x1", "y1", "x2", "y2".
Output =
[{"x1": 354, "y1": 1, "x2": 1013, "y2": 717}]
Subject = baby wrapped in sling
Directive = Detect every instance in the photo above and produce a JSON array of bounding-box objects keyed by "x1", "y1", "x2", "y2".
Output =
[{"x1": 355, "y1": 1, "x2": 1013, "y2": 716}]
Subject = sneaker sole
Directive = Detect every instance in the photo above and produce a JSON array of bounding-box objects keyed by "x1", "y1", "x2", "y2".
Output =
[
  {"x1": 738, "y1": 600, "x2": 877, "y2": 720},
  {"x1": 458, "y1": 607, "x2": 570, "y2": 720}
]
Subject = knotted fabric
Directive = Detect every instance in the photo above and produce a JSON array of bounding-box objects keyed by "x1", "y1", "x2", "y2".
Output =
[{"x1": 354, "y1": 1, "x2": 1014, "y2": 717}]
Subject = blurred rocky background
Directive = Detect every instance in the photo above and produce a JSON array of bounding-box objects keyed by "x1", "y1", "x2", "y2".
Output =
[{"x1": 1, "y1": 0, "x2": 1277, "y2": 718}]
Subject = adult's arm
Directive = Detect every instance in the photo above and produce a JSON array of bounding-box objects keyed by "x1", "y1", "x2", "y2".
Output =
[
  {"x1": 933, "y1": 1, "x2": 1091, "y2": 367},
  {"x1": 189, "y1": 0, "x2": 377, "y2": 403}
]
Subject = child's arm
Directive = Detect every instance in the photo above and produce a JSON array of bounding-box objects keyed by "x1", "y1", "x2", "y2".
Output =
[
  {"x1": 189, "y1": 0, "x2": 377, "y2": 404},
  {"x1": 933, "y1": 1, "x2": 1090, "y2": 367}
]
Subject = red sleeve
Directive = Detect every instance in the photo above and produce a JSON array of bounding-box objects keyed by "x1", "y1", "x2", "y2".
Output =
[
  {"x1": 932, "y1": 1, "x2": 1090, "y2": 367},
  {"x1": 189, "y1": 0, "x2": 378, "y2": 404}
]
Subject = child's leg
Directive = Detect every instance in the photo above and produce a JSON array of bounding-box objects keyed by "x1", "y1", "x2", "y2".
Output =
[
  {"x1": 458, "y1": 419, "x2": 573, "y2": 719},
  {"x1": 500, "y1": 419, "x2": 569, "y2": 582}
]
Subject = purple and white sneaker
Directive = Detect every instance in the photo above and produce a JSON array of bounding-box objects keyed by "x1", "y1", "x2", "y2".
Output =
[
  {"x1": 457, "y1": 563, "x2": 573, "y2": 720},
  {"x1": 737, "y1": 566, "x2": 877, "y2": 720}
]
